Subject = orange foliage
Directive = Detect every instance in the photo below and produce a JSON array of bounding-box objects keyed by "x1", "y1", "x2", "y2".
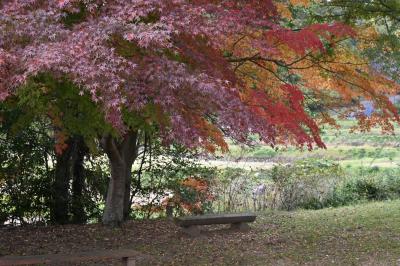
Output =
[
  {"x1": 276, "y1": 0, "x2": 312, "y2": 19},
  {"x1": 48, "y1": 108, "x2": 69, "y2": 154},
  {"x1": 290, "y1": 0, "x2": 312, "y2": 6},
  {"x1": 275, "y1": 2, "x2": 293, "y2": 19},
  {"x1": 166, "y1": 177, "x2": 214, "y2": 214},
  {"x1": 225, "y1": 15, "x2": 400, "y2": 135},
  {"x1": 181, "y1": 177, "x2": 209, "y2": 192}
]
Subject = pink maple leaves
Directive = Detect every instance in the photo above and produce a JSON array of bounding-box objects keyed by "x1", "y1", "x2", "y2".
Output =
[
  {"x1": 0, "y1": 49, "x2": 16, "y2": 101},
  {"x1": 0, "y1": 0, "x2": 357, "y2": 151}
]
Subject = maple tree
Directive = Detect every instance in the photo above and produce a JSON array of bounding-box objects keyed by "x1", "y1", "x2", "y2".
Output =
[
  {"x1": 321, "y1": 0, "x2": 400, "y2": 83},
  {"x1": 230, "y1": 0, "x2": 400, "y2": 131},
  {"x1": 0, "y1": 0, "x2": 398, "y2": 225}
]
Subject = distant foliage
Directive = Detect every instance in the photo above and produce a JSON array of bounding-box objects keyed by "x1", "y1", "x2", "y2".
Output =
[
  {"x1": 210, "y1": 160, "x2": 400, "y2": 212},
  {"x1": 208, "y1": 159, "x2": 344, "y2": 212},
  {"x1": 269, "y1": 159, "x2": 344, "y2": 210},
  {"x1": 0, "y1": 124, "x2": 109, "y2": 225},
  {"x1": 326, "y1": 168, "x2": 400, "y2": 208}
]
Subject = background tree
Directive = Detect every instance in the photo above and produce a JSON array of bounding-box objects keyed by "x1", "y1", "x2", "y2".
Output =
[{"x1": 0, "y1": 74, "x2": 109, "y2": 225}]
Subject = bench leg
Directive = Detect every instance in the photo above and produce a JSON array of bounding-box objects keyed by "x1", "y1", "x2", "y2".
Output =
[
  {"x1": 182, "y1": 226, "x2": 201, "y2": 237},
  {"x1": 231, "y1": 222, "x2": 250, "y2": 231},
  {"x1": 122, "y1": 257, "x2": 136, "y2": 266}
]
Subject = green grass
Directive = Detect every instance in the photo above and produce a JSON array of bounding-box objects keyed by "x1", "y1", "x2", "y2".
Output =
[
  {"x1": 217, "y1": 119, "x2": 400, "y2": 172},
  {"x1": 142, "y1": 200, "x2": 400, "y2": 265},
  {"x1": 320, "y1": 119, "x2": 400, "y2": 146},
  {"x1": 260, "y1": 201, "x2": 400, "y2": 264}
]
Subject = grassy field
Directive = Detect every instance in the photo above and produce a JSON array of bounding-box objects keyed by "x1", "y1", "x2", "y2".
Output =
[
  {"x1": 2, "y1": 200, "x2": 400, "y2": 265},
  {"x1": 208, "y1": 119, "x2": 400, "y2": 171}
]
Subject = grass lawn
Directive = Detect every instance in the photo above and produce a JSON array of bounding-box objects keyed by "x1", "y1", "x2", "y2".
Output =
[
  {"x1": 255, "y1": 201, "x2": 400, "y2": 265},
  {"x1": 2, "y1": 200, "x2": 400, "y2": 265},
  {"x1": 156, "y1": 200, "x2": 400, "y2": 265}
]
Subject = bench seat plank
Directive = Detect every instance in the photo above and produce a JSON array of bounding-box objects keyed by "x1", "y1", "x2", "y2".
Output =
[
  {"x1": 175, "y1": 213, "x2": 256, "y2": 227},
  {"x1": 0, "y1": 249, "x2": 146, "y2": 266}
]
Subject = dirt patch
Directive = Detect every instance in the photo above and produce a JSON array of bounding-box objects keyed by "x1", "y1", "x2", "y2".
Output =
[{"x1": 0, "y1": 219, "x2": 281, "y2": 265}]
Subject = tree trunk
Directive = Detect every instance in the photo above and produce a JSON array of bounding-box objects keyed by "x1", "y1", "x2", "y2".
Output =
[
  {"x1": 102, "y1": 158, "x2": 127, "y2": 226},
  {"x1": 101, "y1": 131, "x2": 139, "y2": 226},
  {"x1": 123, "y1": 163, "x2": 133, "y2": 220},
  {"x1": 51, "y1": 139, "x2": 74, "y2": 224},
  {"x1": 71, "y1": 136, "x2": 88, "y2": 224}
]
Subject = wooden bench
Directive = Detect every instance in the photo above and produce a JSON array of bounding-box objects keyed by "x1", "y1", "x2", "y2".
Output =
[
  {"x1": 174, "y1": 213, "x2": 256, "y2": 236},
  {"x1": 0, "y1": 249, "x2": 153, "y2": 266}
]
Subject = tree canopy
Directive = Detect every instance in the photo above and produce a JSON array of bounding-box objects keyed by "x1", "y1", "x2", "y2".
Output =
[{"x1": 1, "y1": 0, "x2": 397, "y2": 152}]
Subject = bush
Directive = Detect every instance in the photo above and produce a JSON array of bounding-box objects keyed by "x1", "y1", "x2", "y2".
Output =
[
  {"x1": 267, "y1": 161, "x2": 400, "y2": 210},
  {"x1": 322, "y1": 168, "x2": 400, "y2": 208},
  {"x1": 130, "y1": 141, "x2": 217, "y2": 219},
  {"x1": 269, "y1": 159, "x2": 344, "y2": 211},
  {"x1": 0, "y1": 117, "x2": 54, "y2": 225},
  {"x1": 209, "y1": 161, "x2": 400, "y2": 213},
  {"x1": 210, "y1": 167, "x2": 253, "y2": 213}
]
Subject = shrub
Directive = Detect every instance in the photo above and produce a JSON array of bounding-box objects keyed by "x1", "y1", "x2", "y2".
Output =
[
  {"x1": 323, "y1": 168, "x2": 400, "y2": 208},
  {"x1": 171, "y1": 177, "x2": 214, "y2": 215},
  {"x1": 268, "y1": 161, "x2": 400, "y2": 210},
  {"x1": 210, "y1": 161, "x2": 400, "y2": 213},
  {"x1": 269, "y1": 159, "x2": 344, "y2": 211},
  {"x1": 130, "y1": 141, "x2": 217, "y2": 219},
  {"x1": 211, "y1": 167, "x2": 256, "y2": 212}
]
